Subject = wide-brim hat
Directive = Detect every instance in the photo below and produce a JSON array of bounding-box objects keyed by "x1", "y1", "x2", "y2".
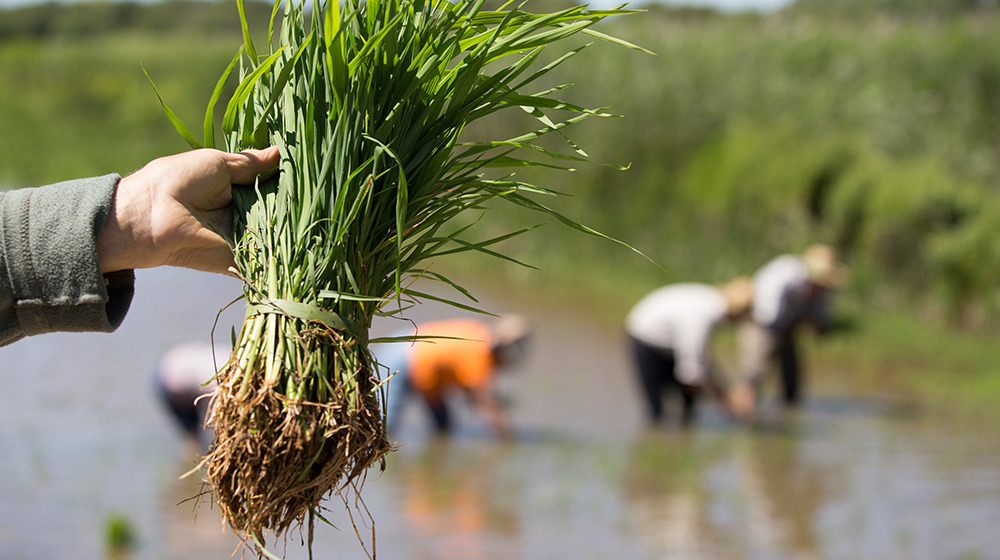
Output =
[
  {"x1": 802, "y1": 244, "x2": 849, "y2": 288},
  {"x1": 718, "y1": 276, "x2": 754, "y2": 317},
  {"x1": 491, "y1": 314, "x2": 532, "y2": 350}
]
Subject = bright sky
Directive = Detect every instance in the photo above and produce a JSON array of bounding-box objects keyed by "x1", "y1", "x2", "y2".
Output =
[{"x1": 0, "y1": 0, "x2": 793, "y2": 11}]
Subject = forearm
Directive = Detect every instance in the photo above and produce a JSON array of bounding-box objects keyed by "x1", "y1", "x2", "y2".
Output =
[
  {"x1": 0, "y1": 176, "x2": 135, "y2": 346},
  {"x1": 472, "y1": 388, "x2": 511, "y2": 438},
  {"x1": 703, "y1": 370, "x2": 732, "y2": 414},
  {"x1": 0, "y1": 147, "x2": 278, "y2": 347}
]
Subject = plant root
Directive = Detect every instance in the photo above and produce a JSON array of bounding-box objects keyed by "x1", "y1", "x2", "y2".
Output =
[{"x1": 200, "y1": 329, "x2": 392, "y2": 552}]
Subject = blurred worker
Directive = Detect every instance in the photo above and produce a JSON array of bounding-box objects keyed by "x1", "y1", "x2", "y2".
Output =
[
  {"x1": 731, "y1": 244, "x2": 848, "y2": 419},
  {"x1": 376, "y1": 316, "x2": 531, "y2": 438},
  {"x1": 154, "y1": 341, "x2": 225, "y2": 448},
  {"x1": 624, "y1": 277, "x2": 754, "y2": 425}
]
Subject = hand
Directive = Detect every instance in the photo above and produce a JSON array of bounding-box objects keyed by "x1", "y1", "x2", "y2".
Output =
[
  {"x1": 471, "y1": 386, "x2": 512, "y2": 439},
  {"x1": 97, "y1": 147, "x2": 280, "y2": 275},
  {"x1": 728, "y1": 381, "x2": 757, "y2": 421}
]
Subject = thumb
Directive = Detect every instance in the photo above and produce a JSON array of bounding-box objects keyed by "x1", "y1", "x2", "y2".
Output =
[{"x1": 225, "y1": 146, "x2": 281, "y2": 185}]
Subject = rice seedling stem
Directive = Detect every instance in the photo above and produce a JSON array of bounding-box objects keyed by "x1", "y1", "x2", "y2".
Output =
[{"x1": 153, "y1": 0, "x2": 646, "y2": 554}]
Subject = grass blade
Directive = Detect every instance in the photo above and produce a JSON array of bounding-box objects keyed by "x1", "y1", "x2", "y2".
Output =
[{"x1": 142, "y1": 64, "x2": 201, "y2": 149}]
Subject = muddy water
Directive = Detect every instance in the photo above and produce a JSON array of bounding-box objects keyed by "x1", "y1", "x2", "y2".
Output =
[{"x1": 2, "y1": 267, "x2": 1000, "y2": 560}]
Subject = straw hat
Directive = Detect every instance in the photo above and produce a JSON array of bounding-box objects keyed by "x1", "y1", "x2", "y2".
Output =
[
  {"x1": 802, "y1": 244, "x2": 849, "y2": 288},
  {"x1": 491, "y1": 314, "x2": 532, "y2": 350},
  {"x1": 490, "y1": 314, "x2": 532, "y2": 367},
  {"x1": 718, "y1": 276, "x2": 754, "y2": 317}
]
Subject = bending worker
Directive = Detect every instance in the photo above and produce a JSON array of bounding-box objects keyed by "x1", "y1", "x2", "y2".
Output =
[
  {"x1": 731, "y1": 244, "x2": 848, "y2": 418},
  {"x1": 624, "y1": 277, "x2": 754, "y2": 425},
  {"x1": 376, "y1": 315, "x2": 531, "y2": 438},
  {"x1": 153, "y1": 341, "x2": 226, "y2": 449}
]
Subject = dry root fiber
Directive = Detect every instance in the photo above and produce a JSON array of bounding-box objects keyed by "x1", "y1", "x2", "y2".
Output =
[{"x1": 201, "y1": 322, "x2": 392, "y2": 547}]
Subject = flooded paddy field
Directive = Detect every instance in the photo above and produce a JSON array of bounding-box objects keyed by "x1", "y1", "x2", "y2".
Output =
[{"x1": 2, "y1": 267, "x2": 1000, "y2": 560}]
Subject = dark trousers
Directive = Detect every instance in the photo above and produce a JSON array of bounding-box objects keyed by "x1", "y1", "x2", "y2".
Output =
[
  {"x1": 775, "y1": 330, "x2": 801, "y2": 406},
  {"x1": 154, "y1": 377, "x2": 204, "y2": 440},
  {"x1": 629, "y1": 336, "x2": 697, "y2": 424},
  {"x1": 424, "y1": 395, "x2": 452, "y2": 433},
  {"x1": 388, "y1": 370, "x2": 452, "y2": 433}
]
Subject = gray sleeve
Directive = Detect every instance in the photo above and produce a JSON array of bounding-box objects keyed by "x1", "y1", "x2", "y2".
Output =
[{"x1": 0, "y1": 174, "x2": 135, "y2": 346}]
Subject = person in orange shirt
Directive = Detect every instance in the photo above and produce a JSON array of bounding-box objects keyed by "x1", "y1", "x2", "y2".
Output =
[{"x1": 376, "y1": 316, "x2": 531, "y2": 438}]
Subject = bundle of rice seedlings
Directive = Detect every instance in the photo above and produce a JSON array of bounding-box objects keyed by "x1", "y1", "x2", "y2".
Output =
[{"x1": 153, "y1": 0, "x2": 646, "y2": 552}]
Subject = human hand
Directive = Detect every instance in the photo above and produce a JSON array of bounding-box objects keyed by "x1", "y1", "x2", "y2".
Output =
[
  {"x1": 97, "y1": 147, "x2": 280, "y2": 275},
  {"x1": 728, "y1": 381, "x2": 757, "y2": 421}
]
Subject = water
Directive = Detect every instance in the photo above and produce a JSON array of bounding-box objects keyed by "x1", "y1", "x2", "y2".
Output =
[{"x1": 2, "y1": 267, "x2": 1000, "y2": 560}]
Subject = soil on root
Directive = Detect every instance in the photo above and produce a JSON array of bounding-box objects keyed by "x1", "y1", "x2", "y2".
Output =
[{"x1": 200, "y1": 355, "x2": 393, "y2": 552}]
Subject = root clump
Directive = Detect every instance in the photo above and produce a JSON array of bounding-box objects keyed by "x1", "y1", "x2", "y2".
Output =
[{"x1": 201, "y1": 325, "x2": 392, "y2": 547}]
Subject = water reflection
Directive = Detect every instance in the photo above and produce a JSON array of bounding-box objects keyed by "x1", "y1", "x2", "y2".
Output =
[
  {"x1": 622, "y1": 394, "x2": 1000, "y2": 560},
  {"x1": 721, "y1": 427, "x2": 835, "y2": 559},
  {"x1": 389, "y1": 439, "x2": 518, "y2": 560},
  {"x1": 4, "y1": 268, "x2": 1000, "y2": 559},
  {"x1": 157, "y1": 457, "x2": 241, "y2": 560},
  {"x1": 623, "y1": 429, "x2": 721, "y2": 556},
  {"x1": 622, "y1": 419, "x2": 842, "y2": 560}
]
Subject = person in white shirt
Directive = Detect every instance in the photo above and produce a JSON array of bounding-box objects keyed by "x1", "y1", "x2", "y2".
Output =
[
  {"x1": 731, "y1": 244, "x2": 848, "y2": 418},
  {"x1": 625, "y1": 277, "x2": 754, "y2": 425}
]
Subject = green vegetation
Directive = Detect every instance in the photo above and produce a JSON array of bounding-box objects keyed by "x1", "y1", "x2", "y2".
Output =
[
  {"x1": 2, "y1": 0, "x2": 999, "y2": 409},
  {"x1": 539, "y1": 5, "x2": 1000, "y2": 323},
  {"x1": 154, "y1": 0, "x2": 641, "y2": 549},
  {"x1": 103, "y1": 511, "x2": 137, "y2": 555},
  {"x1": 0, "y1": 2, "x2": 272, "y2": 187},
  {"x1": 0, "y1": 0, "x2": 272, "y2": 40}
]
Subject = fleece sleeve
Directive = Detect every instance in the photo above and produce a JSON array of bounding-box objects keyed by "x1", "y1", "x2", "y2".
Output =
[{"x1": 0, "y1": 174, "x2": 135, "y2": 347}]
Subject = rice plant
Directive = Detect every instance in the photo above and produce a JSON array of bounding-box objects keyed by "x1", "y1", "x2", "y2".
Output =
[{"x1": 153, "y1": 0, "x2": 645, "y2": 552}]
